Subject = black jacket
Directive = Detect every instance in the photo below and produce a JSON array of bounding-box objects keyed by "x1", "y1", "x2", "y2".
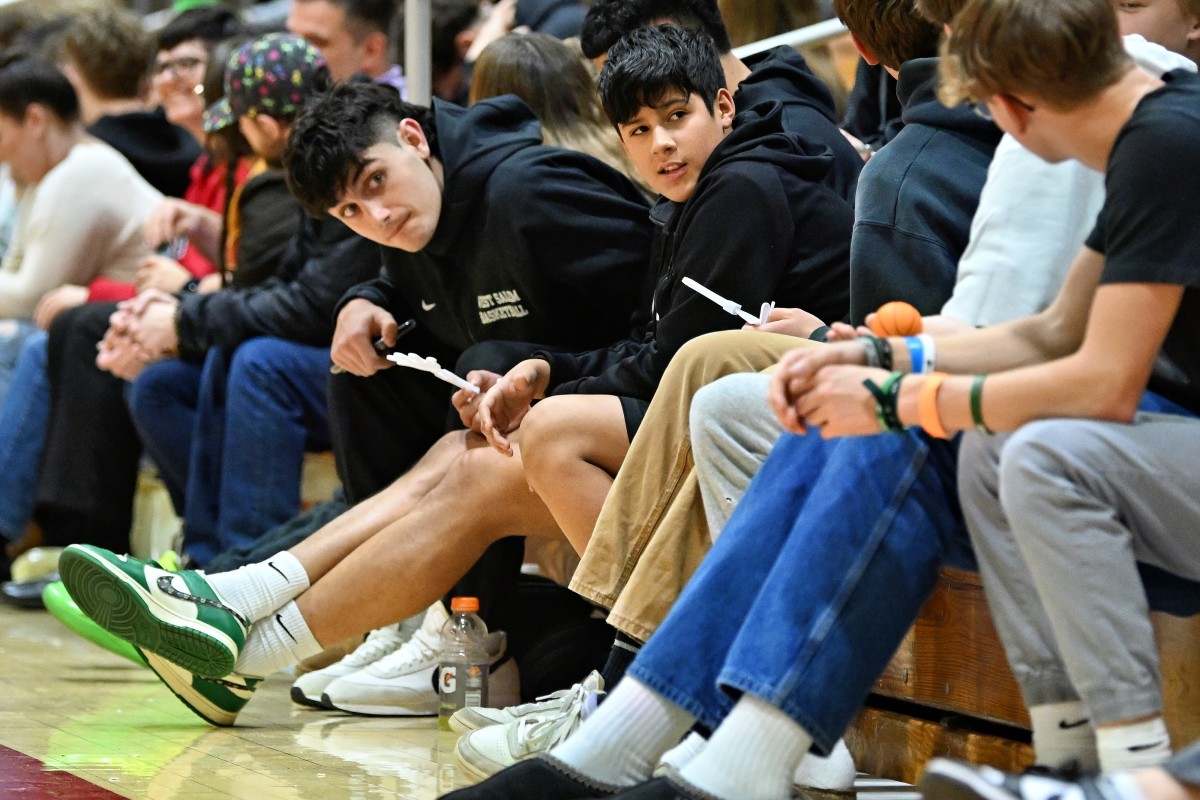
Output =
[
  {"x1": 88, "y1": 109, "x2": 200, "y2": 198},
  {"x1": 340, "y1": 96, "x2": 655, "y2": 356},
  {"x1": 177, "y1": 213, "x2": 379, "y2": 360},
  {"x1": 227, "y1": 167, "x2": 302, "y2": 290},
  {"x1": 538, "y1": 102, "x2": 852, "y2": 402},
  {"x1": 849, "y1": 58, "x2": 1002, "y2": 323},
  {"x1": 738, "y1": 47, "x2": 864, "y2": 206}
]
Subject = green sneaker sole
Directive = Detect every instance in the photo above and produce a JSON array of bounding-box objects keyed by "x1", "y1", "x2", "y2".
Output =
[
  {"x1": 60, "y1": 548, "x2": 238, "y2": 679},
  {"x1": 135, "y1": 647, "x2": 259, "y2": 727},
  {"x1": 42, "y1": 581, "x2": 144, "y2": 667}
]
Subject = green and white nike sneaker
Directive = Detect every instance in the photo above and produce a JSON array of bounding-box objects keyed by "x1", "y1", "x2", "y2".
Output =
[
  {"x1": 59, "y1": 545, "x2": 249, "y2": 679},
  {"x1": 136, "y1": 647, "x2": 261, "y2": 727}
]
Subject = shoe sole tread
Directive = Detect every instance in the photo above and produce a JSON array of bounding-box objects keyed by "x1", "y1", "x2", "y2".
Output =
[{"x1": 60, "y1": 550, "x2": 236, "y2": 679}]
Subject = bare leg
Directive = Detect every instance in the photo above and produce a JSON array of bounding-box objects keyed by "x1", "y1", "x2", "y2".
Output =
[
  {"x1": 519, "y1": 395, "x2": 630, "y2": 553},
  {"x1": 296, "y1": 441, "x2": 565, "y2": 645},
  {"x1": 1136, "y1": 770, "x2": 1198, "y2": 800},
  {"x1": 288, "y1": 430, "x2": 482, "y2": 581}
]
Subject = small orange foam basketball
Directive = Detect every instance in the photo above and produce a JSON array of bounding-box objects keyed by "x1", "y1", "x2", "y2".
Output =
[{"x1": 869, "y1": 301, "x2": 923, "y2": 337}]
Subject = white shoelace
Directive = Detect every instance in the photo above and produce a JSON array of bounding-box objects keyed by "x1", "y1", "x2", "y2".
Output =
[
  {"x1": 368, "y1": 625, "x2": 441, "y2": 677},
  {"x1": 339, "y1": 626, "x2": 409, "y2": 668},
  {"x1": 509, "y1": 685, "x2": 597, "y2": 756}
]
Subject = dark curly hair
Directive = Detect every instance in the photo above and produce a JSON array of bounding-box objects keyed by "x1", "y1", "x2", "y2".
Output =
[
  {"x1": 283, "y1": 81, "x2": 437, "y2": 217},
  {"x1": 599, "y1": 24, "x2": 725, "y2": 129}
]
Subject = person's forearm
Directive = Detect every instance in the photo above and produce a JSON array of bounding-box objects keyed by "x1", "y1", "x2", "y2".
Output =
[
  {"x1": 186, "y1": 210, "x2": 223, "y2": 266},
  {"x1": 896, "y1": 350, "x2": 1145, "y2": 435},
  {"x1": 892, "y1": 246, "x2": 1102, "y2": 375},
  {"x1": 888, "y1": 310, "x2": 1072, "y2": 374},
  {"x1": 0, "y1": 274, "x2": 49, "y2": 319}
]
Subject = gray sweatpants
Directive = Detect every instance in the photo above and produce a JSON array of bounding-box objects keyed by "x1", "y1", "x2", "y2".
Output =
[
  {"x1": 957, "y1": 414, "x2": 1200, "y2": 724},
  {"x1": 689, "y1": 372, "x2": 784, "y2": 539}
]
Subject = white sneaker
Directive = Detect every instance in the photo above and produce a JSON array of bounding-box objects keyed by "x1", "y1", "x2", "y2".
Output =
[
  {"x1": 322, "y1": 604, "x2": 519, "y2": 717},
  {"x1": 449, "y1": 670, "x2": 605, "y2": 734},
  {"x1": 794, "y1": 738, "x2": 857, "y2": 792},
  {"x1": 453, "y1": 671, "x2": 605, "y2": 782},
  {"x1": 321, "y1": 602, "x2": 449, "y2": 716},
  {"x1": 655, "y1": 733, "x2": 856, "y2": 792},
  {"x1": 290, "y1": 618, "x2": 418, "y2": 708}
]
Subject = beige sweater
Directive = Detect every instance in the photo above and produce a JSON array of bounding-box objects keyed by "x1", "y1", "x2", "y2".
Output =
[{"x1": 0, "y1": 141, "x2": 162, "y2": 319}]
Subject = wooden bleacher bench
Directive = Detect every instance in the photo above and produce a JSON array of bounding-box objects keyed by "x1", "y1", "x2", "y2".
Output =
[{"x1": 845, "y1": 567, "x2": 1200, "y2": 784}]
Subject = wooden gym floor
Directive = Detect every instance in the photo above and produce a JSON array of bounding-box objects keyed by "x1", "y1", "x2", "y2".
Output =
[{"x1": 0, "y1": 603, "x2": 920, "y2": 799}]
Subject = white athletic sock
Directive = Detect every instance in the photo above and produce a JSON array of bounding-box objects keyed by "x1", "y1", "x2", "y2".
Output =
[
  {"x1": 1096, "y1": 717, "x2": 1172, "y2": 772},
  {"x1": 1030, "y1": 701, "x2": 1099, "y2": 771},
  {"x1": 677, "y1": 695, "x2": 812, "y2": 800},
  {"x1": 206, "y1": 552, "x2": 310, "y2": 624},
  {"x1": 233, "y1": 600, "x2": 323, "y2": 677},
  {"x1": 551, "y1": 677, "x2": 696, "y2": 787}
]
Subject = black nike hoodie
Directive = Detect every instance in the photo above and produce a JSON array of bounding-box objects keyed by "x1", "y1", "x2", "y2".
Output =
[
  {"x1": 338, "y1": 95, "x2": 655, "y2": 356},
  {"x1": 537, "y1": 101, "x2": 853, "y2": 407}
]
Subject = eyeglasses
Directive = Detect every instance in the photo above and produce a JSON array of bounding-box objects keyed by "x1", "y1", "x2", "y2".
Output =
[
  {"x1": 970, "y1": 94, "x2": 1036, "y2": 121},
  {"x1": 152, "y1": 56, "x2": 206, "y2": 80}
]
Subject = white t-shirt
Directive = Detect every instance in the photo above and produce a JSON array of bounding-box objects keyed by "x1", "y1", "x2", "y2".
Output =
[
  {"x1": 0, "y1": 140, "x2": 162, "y2": 319},
  {"x1": 940, "y1": 35, "x2": 1196, "y2": 326}
]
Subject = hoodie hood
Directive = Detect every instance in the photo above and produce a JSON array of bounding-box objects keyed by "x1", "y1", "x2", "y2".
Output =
[
  {"x1": 738, "y1": 46, "x2": 839, "y2": 125},
  {"x1": 424, "y1": 95, "x2": 543, "y2": 257},
  {"x1": 87, "y1": 109, "x2": 200, "y2": 197},
  {"x1": 650, "y1": 100, "x2": 834, "y2": 228},
  {"x1": 699, "y1": 100, "x2": 834, "y2": 189},
  {"x1": 898, "y1": 57, "x2": 1000, "y2": 143}
]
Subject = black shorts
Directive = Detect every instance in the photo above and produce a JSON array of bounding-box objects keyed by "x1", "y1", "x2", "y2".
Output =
[{"x1": 619, "y1": 395, "x2": 649, "y2": 442}]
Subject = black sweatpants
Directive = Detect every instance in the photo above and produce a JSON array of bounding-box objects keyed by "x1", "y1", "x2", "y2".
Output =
[{"x1": 37, "y1": 303, "x2": 141, "y2": 551}]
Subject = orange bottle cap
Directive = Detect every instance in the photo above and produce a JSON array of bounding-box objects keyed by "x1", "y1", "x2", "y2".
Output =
[{"x1": 450, "y1": 597, "x2": 480, "y2": 613}]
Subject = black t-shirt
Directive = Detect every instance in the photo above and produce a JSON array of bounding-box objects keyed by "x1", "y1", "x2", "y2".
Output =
[{"x1": 1085, "y1": 69, "x2": 1200, "y2": 414}]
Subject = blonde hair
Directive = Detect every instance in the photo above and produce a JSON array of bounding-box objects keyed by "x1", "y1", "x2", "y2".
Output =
[
  {"x1": 469, "y1": 33, "x2": 651, "y2": 194},
  {"x1": 939, "y1": 0, "x2": 1131, "y2": 109}
]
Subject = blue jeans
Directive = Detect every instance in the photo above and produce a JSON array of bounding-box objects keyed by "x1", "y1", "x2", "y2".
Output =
[
  {"x1": 0, "y1": 330, "x2": 50, "y2": 540},
  {"x1": 128, "y1": 338, "x2": 333, "y2": 565},
  {"x1": 628, "y1": 428, "x2": 965, "y2": 754},
  {"x1": 0, "y1": 319, "x2": 36, "y2": 405}
]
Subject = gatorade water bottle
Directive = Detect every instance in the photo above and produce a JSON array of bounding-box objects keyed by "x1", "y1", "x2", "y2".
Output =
[{"x1": 438, "y1": 597, "x2": 489, "y2": 730}]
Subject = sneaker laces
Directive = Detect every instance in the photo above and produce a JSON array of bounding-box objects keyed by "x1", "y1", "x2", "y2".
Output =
[
  {"x1": 339, "y1": 625, "x2": 409, "y2": 669},
  {"x1": 508, "y1": 685, "x2": 592, "y2": 756},
  {"x1": 368, "y1": 623, "x2": 441, "y2": 677}
]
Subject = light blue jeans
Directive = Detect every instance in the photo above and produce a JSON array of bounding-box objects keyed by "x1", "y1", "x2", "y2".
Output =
[{"x1": 0, "y1": 328, "x2": 50, "y2": 541}]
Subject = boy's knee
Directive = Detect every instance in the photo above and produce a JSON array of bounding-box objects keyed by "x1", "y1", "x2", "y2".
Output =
[
  {"x1": 518, "y1": 397, "x2": 575, "y2": 470},
  {"x1": 997, "y1": 421, "x2": 1098, "y2": 510},
  {"x1": 690, "y1": 373, "x2": 771, "y2": 444},
  {"x1": 668, "y1": 330, "x2": 754, "y2": 387}
]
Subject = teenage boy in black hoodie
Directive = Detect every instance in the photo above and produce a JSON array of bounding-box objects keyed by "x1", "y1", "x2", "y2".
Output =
[
  {"x1": 580, "y1": 0, "x2": 864, "y2": 206},
  {"x1": 284, "y1": 83, "x2": 654, "y2": 505},
  {"x1": 55, "y1": 23, "x2": 850, "y2": 728}
]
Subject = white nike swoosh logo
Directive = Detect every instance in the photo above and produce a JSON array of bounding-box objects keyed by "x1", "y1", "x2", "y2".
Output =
[{"x1": 421, "y1": 300, "x2": 437, "y2": 311}]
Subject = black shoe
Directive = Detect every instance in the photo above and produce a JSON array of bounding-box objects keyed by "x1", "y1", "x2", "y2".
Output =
[
  {"x1": 0, "y1": 573, "x2": 58, "y2": 609},
  {"x1": 920, "y1": 758, "x2": 1114, "y2": 800},
  {"x1": 609, "y1": 777, "x2": 724, "y2": 800},
  {"x1": 439, "y1": 755, "x2": 623, "y2": 799}
]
